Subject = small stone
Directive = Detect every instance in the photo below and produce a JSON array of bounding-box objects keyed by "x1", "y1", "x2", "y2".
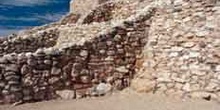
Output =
[
  {"x1": 51, "y1": 67, "x2": 62, "y2": 76},
  {"x1": 107, "y1": 50, "x2": 115, "y2": 56},
  {"x1": 17, "y1": 53, "x2": 27, "y2": 64},
  {"x1": 23, "y1": 89, "x2": 32, "y2": 95},
  {"x1": 22, "y1": 78, "x2": 34, "y2": 86},
  {"x1": 105, "y1": 56, "x2": 114, "y2": 61},
  {"x1": 99, "y1": 50, "x2": 106, "y2": 54},
  {"x1": 62, "y1": 63, "x2": 72, "y2": 74},
  {"x1": 196, "y1": 30, "x2": 209, "y2": 37},
  {"x1": 183, "y1": 83, "x2": 191, "y2": 92},
  {"x1": 5, "y1": 74, "x2": 19, "y2": 82},
  {"x1": 80, "y1": 50, "x2": 88, "y2": 57},
  {"x1": 25, "y1": 52, "x2": 33, "y2": 58},
  {"x1": 5, "y1": 53, "x2": 17, "y2": 63},
  {"x1": 35, "y1": 48, "x2": 45, "y2": 57},
  {"x1": 34, "y1": 90, "x2": 46, "y2": 101},
  {"x1": 5, "y1": 64, "x2": 19, "y2": 72},
  {"x1": 43, "y1": 59, "x2": 51, "y2": 65},
  {"x1": 48, "y1": 48, "x2": 61, "y2": 56},
  {"x1": 174, "y1": 0, "x2": 183, "y2": 6},
  {"x1": 172, "y1": 77, "x2": 186, "y2": 83},
  {"x1": 216, "y1": 65, "x2": 220, "y2": 71},
  {"x1": 2, "y1": 89, "x2": 10, "y2": 95},
  {"x1": 80, "y1": 69, "x2": 89, "y2": 75},
  {"x1": 10, "y1": 86, "x2": 22, "y2": 92},
  {"x1": 188, "y1": 52, "x2": 200, "y2": 58},
  {"x1": 80, "y1": 75, "x2": 91, "y2": 84},
  {"x1": 106, "y1": 41, "x2": 113, "y2": 46},
  {"x1": 0, "y1": 57, "x2": 8, "y2": 64},
  {"x1": 115, "y1": 66, "x2": 129, "y2": 73},
  {"x1": 56, "y1": 90, "x2": 75, "y2": 100},
  {"x1": 191, "y1": 71, "x2": 206, "y2": 76},
  {"x1": 21, "y1": 65, "x2": 32, "y2": 75},
  {"x1": 4, "y1": 71, "x2": 16, "y2": 77},
  {"x1": 171, "y1": 47, "x2": 184, "y2": 52},
  {"x1": 175, "y1": 83, "x2": 183, "y2": 90},
  {"x1": 169, "y1": 52, "x2": 179, "y2": 57},
  {"x1": 0, "y1": 82, "x2": 5, "y2": 88},
  {"x1": 182, "y1": 42, "x2": 195, "y2": 48},
  {"x1": 27, "y1": 59, "x2": 37, "y2": 66},
  {"x1": 96, "y1": 83, "x2": 112, "y2": 95},
  {"x1": 157, "y1": 77, "x2": 172, "y2": 83},
  {"x1": 8, "y1": 80, "x2": 20, "y2": 85},
  {"x1": 49, "y1": 77, "x2": 60, "y2": 84},
  {"x1": 23, "y1": 96, "x2": 33, "y2": 101},
  {"x1": 131, "y1": 79, "x2": 155, "y2": 93},
  {"x1": 36, "y1": 48, "x2": 44, "y2": 54}
]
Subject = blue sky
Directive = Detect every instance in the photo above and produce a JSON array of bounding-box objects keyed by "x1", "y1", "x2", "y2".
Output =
[{"x1": 0, "y1": 0, "x2": 71, "y2": 36}]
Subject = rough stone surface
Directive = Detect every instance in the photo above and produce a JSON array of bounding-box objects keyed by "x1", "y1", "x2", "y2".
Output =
[
  {"x1": 134, "y1": 0, "x2": 220, "y2": 101},
  {"x1": 0, "y1": 0, "x2": 219, "y2": 104}
]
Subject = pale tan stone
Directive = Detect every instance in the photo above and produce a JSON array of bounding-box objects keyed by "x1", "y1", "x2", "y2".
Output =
[{"x1": 131, "y1": 79, "x2": 156, "y2": 93}]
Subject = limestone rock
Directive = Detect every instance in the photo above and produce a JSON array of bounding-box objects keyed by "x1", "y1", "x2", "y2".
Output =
[
  {"x1": 5, "y1": 64, "x2": 19, "y2": 72},
  {"x1": 115, "y1": 66, "x2": 129, "y2": 73},
  {"x1": 51, "y1": 67, "x2": 62, "y2": 76},
  {"x1": 96, "y1": 83, "x2": 112, "y2": 95},
  {"x1": 131, "y1": 79, "x2": 155, "y2": 93},
  {"x1": 56, "y1": 90, "x2": 75, "y2": 100}
]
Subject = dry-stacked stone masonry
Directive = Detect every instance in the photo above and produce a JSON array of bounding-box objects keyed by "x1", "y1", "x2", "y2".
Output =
[
  {"x1": 0, "y1": 0, "x2": 219, "y2": 104},
  {"x1": 0, "y1": 28, "x2": 59, "y2": 56},
  {"x1": 0, "y1": 0, "x2": 154, "y2": 104},
  {"x1": 132, "y1": 0, "x2": 220, "y2": 100},
  {"x1": 70, "y1": 0, "x2": 109, "y2": 15}
]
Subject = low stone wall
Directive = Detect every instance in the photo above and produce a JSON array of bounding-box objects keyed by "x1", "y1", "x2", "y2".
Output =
[
  {"x1": 0, "y1": 29, "x2": 59, "y2": 56},
  {"x1": 0, "y1": 15, "x2": 151, "y2": 104}
]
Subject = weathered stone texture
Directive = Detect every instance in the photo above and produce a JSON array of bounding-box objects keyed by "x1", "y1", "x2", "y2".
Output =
[
  {"x1": 0, "y1": 0, "x2": 219, "y2": 104},
  {"x1": 135, "y1": 0, "x2": 220, "y2": 100},
  {"x1": 70, "y1": 0, "x2": 109, "y2": 15},
  {"x1": 0, "y1": 0, "x2": 154, "y2": 104}
]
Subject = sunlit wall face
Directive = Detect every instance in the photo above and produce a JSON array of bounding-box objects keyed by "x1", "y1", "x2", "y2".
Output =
[{"x1": 0, "y1": 0, "x2": 71, "y2": 36}]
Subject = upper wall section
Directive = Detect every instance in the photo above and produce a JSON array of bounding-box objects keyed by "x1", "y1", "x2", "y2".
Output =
[
  {"x1": 70, "y1": 0, "x2": 109, "y2": 15},
  {"x1": 0, "y1": 29, "x2": 59, "y2": 56}
]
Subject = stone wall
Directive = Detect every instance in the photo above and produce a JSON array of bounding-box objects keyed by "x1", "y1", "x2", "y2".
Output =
[
  {"x1": 1, "y1": 0, "x2": 219, "y2": 105},
  {"x1": 0, "y1": 29, "x2": 59, "y2": 56},
  {"x1": 70, "y1": 0, "x2": 109, "y2": 15},
  {"x1": 132, "y1": 0, "x2": 220, "y2": 100},
  {"x1": 0, "y1": 8, "x2": 153, "y2": 103}
]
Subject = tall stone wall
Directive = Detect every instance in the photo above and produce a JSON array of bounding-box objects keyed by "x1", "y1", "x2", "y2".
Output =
[{"x1": 132, "y1": 0, "x2": 220, "y2": 100}]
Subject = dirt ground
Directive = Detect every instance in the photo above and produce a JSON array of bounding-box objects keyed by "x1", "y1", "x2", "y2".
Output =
[{"x1": 1, "y1": 91, "x2": 220, "y2": 110}]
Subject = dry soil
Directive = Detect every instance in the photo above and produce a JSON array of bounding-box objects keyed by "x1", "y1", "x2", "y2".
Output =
[{"x1": 1, "y1": 91, "x2": 220, "y2": 110}]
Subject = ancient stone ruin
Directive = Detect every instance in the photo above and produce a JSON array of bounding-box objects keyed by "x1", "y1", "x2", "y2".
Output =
[{"x1": 0, "y1": 0, "x2": 219, "y2": 104}]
